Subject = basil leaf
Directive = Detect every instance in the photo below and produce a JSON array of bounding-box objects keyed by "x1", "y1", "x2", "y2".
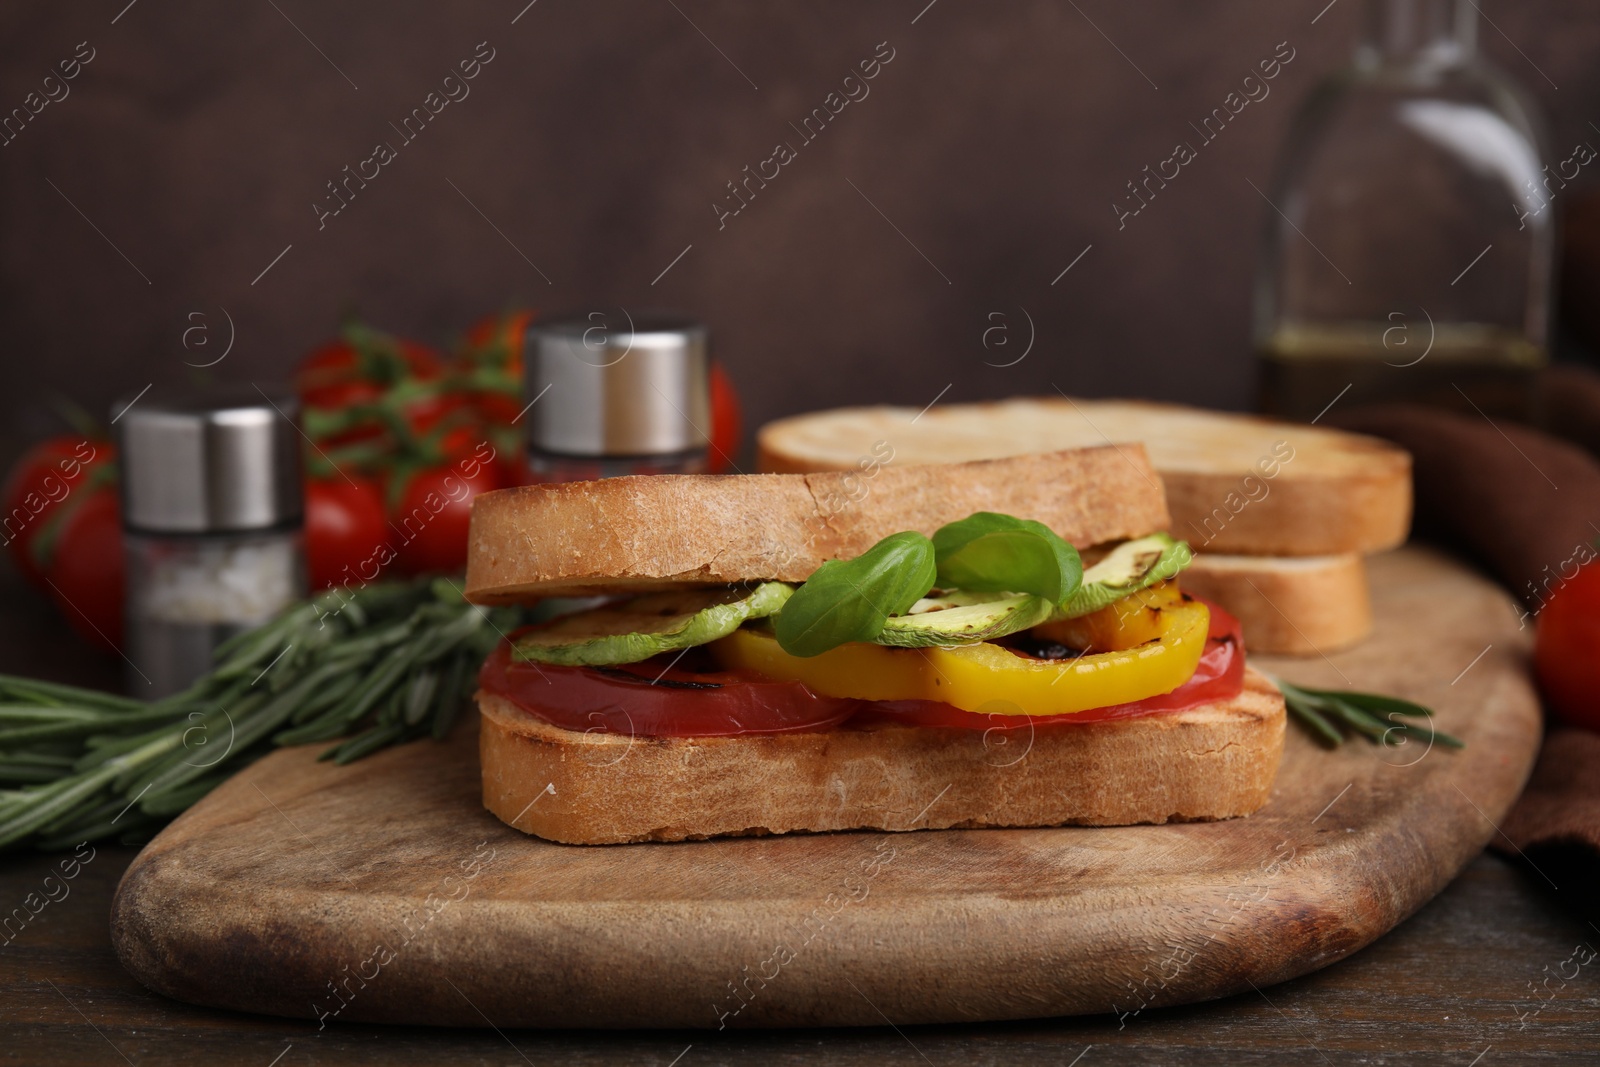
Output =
[
  {"x1": 774, "y1": 531, "x2": 937, "y2": 657},
  {"x1": 931, "y1": 512, "x2": 1083, "y2": 608}
]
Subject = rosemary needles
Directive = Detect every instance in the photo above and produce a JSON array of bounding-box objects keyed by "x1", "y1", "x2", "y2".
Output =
[
  {"x1": 1274, "y1": 678, "x2": 1464, "y2": 751},
  {"x1": 0, "y1": 576, "x2": 529, "y2": 852}
]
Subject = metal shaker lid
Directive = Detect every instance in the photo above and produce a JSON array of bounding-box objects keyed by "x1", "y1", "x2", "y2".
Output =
[
  {"x1": 114, "y1": 383, "x2": 304, "y2": 534},
  {"x1": 526, "y1": 313, "x2": 710, "y2": 456}
]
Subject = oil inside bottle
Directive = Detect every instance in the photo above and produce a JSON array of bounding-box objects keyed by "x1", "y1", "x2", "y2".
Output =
[{"x1": 1257, "y1": 321, "x2": 1544, "y2": 423}]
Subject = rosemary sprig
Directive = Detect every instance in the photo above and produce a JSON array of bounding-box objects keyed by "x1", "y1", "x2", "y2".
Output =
[
  {"x1": 1273, "y1": 678, "x2": 1465, "y2": 751},
  {"x1": 0, "y1": 576, "x2": 530, "y2": 852}
]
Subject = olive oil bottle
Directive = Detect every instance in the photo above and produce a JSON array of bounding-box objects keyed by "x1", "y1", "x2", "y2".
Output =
[{"x1": 1255, "y1": 0, "x2": 1553, "y2": 422}]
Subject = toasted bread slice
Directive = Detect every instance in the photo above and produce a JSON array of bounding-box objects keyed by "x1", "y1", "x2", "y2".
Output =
[
  {"x1": 465, "y1": 448, "x2": 1168, "y2": 603},
  {"x1": 477, "y1": 669, "x2": 1287, "y2": 845},
  {"x1": 758, "y1": 398, "x2": 1412, "y2": 557},
  {"x1": 1184, "y1": 553, "x2": 1373, "y2": 656}
]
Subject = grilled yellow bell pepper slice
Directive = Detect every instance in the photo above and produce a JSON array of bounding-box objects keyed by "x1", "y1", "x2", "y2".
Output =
[
  {"x1": 710, "y1": 596, "x2": 1210, "y2": 716},
  {"x1": 1033, "y1": 580, "x2": 1184, "y2": 652}
]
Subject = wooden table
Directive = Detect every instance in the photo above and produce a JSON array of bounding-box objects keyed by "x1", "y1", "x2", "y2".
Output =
[{"x1": 2, "y1": 574, "x2": 1598, "y2": 1064}]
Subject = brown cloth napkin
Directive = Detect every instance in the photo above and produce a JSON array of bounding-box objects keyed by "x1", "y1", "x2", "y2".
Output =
[
  {"x1": 1332, "y1": 400, "x2": 1600, "y2": 612},
  {"x1": 1542, "y1": 364, "x2": 1600, "y2": 461},
  {"x1": 1501, "y1": 728, "x2": 1600, "y2": 863},
  {"x1": 1331, "y1": 377, "x2": 1600, "y2": 881}
]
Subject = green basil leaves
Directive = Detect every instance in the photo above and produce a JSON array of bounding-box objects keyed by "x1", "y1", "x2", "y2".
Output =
[
  {"x1": 931, "y1": 512, "x2": 1083, "y2": 608},
  {"x1": 773, "y1": 513, "x2": 1088, "y2": 657},
  {"x1": 773, "y1": 532, "x2": 938, "y2": 657}
]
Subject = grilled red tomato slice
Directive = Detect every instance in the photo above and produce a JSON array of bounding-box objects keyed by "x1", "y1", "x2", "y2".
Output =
[{"x1": 479, "y1": 644, "x2": 860, "y2": 737}]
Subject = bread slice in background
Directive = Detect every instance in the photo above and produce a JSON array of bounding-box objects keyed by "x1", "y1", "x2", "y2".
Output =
[
  {"x1": 1184, "y1": 553, "x2": 1373, "y2": 656},
  {"x1": 758, "y1": 397, "x2": 1407, "y2": 656},
  {"x1": 477, "y1": 669, "x2": 1287, "y2": 845},
  {"x1": 757, "y1": 398, "x2": 1412, "y2": 557},
  {"x1": 466, "y1": 447, "x2": 1168, "y2": 603}
]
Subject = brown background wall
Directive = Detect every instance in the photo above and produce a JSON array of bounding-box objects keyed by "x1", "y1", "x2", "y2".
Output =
[{"x1": 1, "y1": 1, "x2": 1597, "y2": 463}]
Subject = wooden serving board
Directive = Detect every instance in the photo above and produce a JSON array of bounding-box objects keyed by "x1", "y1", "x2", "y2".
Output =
[{"x1": 111, "y1": 547, "x2": 1541, "y2": 1029}]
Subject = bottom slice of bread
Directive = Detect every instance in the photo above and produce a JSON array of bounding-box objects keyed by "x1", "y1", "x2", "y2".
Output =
[
  {"x1": 1183, "y1": 553, "x2": 1373, "y2": 656},
  {"x1": 478, "y1": 668, "x2": 1286, "y2": 844}
]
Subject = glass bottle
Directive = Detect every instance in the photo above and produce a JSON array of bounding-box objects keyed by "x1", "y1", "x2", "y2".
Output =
[{"x1": 1255, "y1": 0, "x2": 1553, "y2": 422}]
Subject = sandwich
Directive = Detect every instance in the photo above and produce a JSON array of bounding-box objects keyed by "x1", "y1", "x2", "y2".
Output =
[{"x1": 464, "y1": 447, "x2": 1287, "y2": 845}]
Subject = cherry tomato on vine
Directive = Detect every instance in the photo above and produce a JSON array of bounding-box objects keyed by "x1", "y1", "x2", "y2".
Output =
[
  {"x1": 1535, "y1": 560, "x2": 1600, "y2": 733},
  {"x1": 44, "y1": 489, "x2": 125, "y2": 652},
  {"x1": 402, "y1": 390, "x2": 474, "y2": 439},
  {"x1": 294, "y1": 334, "x2": 442, "y2": 408},
  {"x1": 295, "y1": 330, "x2": 444, "y2": 447},
  {"x1": 2, "y1": 437, "x2": 114, "y2": 591},
  {"x1": 295, "y1": 357, "x2": 385, "y2": 411},
  {"x1": 490, "y1": 426, "x2": 526, "y2": 488},
  {"x1": 390, "y1": 446, "x2": 504, "y2": 574},
  {"x1": 707, "y1": 362, "x2": 742, "y2": 473},
  {"x1": 305, "y1": 477, "x2": 391, "y2": 590},
  {"x1": 460, "y1": 310, "x2": 532, "y2": 372},
  {"x1": 457, "y1": 310, "x2": 533, "y2": 425}
]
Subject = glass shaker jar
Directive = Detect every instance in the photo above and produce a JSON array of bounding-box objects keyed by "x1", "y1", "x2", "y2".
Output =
[
  {"x1": 1255, "y1": 0, "x2": 1553, "y2": 422},
  {"x1": 524, "y1": 314, "x2": 711, "y2": 482},
  {"x1": 116, "y1": 384, "x2": 308, "y2": 697}
]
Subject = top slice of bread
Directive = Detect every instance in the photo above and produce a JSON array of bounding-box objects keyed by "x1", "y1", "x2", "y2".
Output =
[
  {"x1": 758, "y1": 398, "x2": 1412, "y2": 557},
  {"x1": 465, "y1": 447, "x2": 1168, "y2": 603}
]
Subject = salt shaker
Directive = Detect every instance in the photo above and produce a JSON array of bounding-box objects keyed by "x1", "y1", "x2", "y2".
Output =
[
  {"x1": 115, "y1": 384, "x2": 308, "y2": 697},
  {"x1": 524, "y1": 314, "x2": 711, "y2": 481}
]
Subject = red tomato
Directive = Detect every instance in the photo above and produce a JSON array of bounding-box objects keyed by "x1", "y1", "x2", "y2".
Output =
[
  {"x1": 490, "y1": 427, "x2": 526, "y2": 488},
  {"x1": 44, "y1": 489, "x2": 125, "y2": 653},
  {"x1": 477, "y1": 394, "x2": 525, "y2": 428},
  {"x1": 1535, "y1": 561, "x2": 1600, "y2": 731},
  {"x1": 294, "y1": 335, "x2": 442, "y2": 409},
  {"x1": 404, "y1": 390, "x2": 473, "y2": 439},
  {"x1": 480, "y1": 643, "x2": 860, "y2": 737},
  {"x1": 462, "y1": 310, "x2": 533, "y2": 373},
  {"x1": 305, "y1": 477, "x2": 391, "y2": 590},
  {"x1": 295, "y1": 341, "x2": 392, "y2": 449},
  {"x1": 474, "y1": 387, "x2": 525, "y2": 427},
  {"x1": 479, "y1": 603, "x2": 1245, "y2": 738},
  {"x1": 707, "y1": 362, "x2": 741, "y2": 473},
  {"x1": 297, "y1": 330, "x2": 452, "y2": 451},
  {"x1": 397, "y1": 339, "x2": 443, "y2": 378},
  {"x1": 458, "y1": 311, "x2": 533, "y2": 425},
  {"x1": 295, "y1": 341, "x2": 377, "y2": 409},
  {"x1": 298, "y1": 374, "x2": 385, "y2": 412},
  {"x1": 1, "y1": 437, "x2": 114, "y2": 591},
  {"x1": 432, "y1": 424, "x2": 480, "y2": 461},
  {"x1": 391, "y1": 444, "x2": 504, "y2": 574},
  {"x1": 302, "y1": 402, "x2": 390, "y2": 451}
]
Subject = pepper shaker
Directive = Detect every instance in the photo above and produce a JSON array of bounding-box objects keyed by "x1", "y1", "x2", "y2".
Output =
[
  {"x1": 115, "y1": 384, "x2": 308, "y2": 697},
  {"x1": 524, "y1": 314, "x2": 711, "y2": 482}
]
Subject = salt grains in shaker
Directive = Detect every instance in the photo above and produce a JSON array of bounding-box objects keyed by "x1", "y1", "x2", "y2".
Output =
[{"x1": 115, "y1": 384, "x2": 308, "y2": 697}]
